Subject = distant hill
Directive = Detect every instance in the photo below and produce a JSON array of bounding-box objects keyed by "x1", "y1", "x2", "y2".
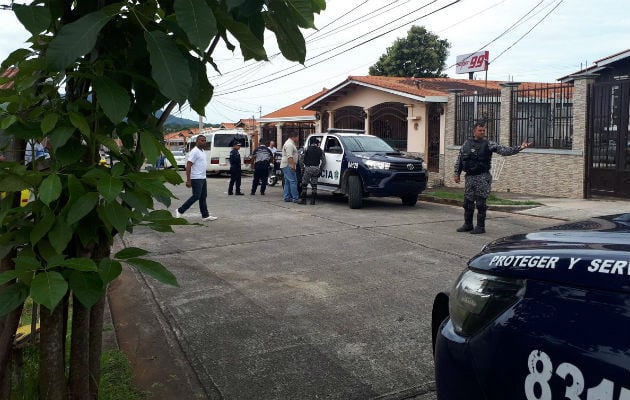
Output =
[{"x1": 156, "y1": 111, "x2": 198, "y2": 128}]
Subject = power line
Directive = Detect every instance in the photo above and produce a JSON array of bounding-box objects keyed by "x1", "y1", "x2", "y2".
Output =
[{"x1": 215, "y1": 0, "x2": 458, "y2": 95}]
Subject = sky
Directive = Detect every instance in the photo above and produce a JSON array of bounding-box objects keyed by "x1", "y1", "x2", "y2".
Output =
[{"x1": 0, "y1": 0, "x2": 628, "y2": 124}]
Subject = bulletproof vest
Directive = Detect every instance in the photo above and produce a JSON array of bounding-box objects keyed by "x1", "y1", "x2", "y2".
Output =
[
  {"x1": 461, "y1": 138, "x2": 492, "y2": 175},
  {"x1": 303, "y1": 146, "x2": 323, "y2": 166}
]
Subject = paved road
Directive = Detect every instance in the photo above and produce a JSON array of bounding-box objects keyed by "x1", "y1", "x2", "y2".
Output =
[{"x1": 109, "y1": 173, "x2": 559, "y2": 400}]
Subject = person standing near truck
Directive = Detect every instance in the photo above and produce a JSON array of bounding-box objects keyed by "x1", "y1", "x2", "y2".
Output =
[
  {"x1": 280, "y1": 132, "x2": 300, "y2": 203},
  {"x1": 250, "y1": 140, "x2": 273, "y2": 195},
  {"x1": 228, "y1": 139, "x2": 244, "y2": 195},
  {"x1": 175, "y1": 135, "x2": 217, "y2": 221},
  {"x1": 298, "y1": 137, "x2": 325, "y2": 205}
]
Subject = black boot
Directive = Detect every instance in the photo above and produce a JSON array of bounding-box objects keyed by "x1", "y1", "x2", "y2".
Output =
[
  {"x1": 298, "y1": 189, "x2": 307, "y2": 204},
  {"x1": 456, "y1": 209, "x2": 474, "y2": 232},
  {"x1": 471, "y1": 212, "x2": 486, "y2": 234},
  {"x1": 310, "y1": 190, "x2": 317, "y2": 205}
]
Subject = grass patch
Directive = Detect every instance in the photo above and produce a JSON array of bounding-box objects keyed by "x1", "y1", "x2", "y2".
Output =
[
  {"x1": 100, "y1": 350, "x2": 146, "y2": 400},
  {"x1": 425, "y1": 191, "x2": 542, "y2": 206}
]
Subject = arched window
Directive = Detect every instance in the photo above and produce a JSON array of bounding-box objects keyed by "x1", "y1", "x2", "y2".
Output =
[
  {"x1": 370, "y1": 102, "x2": 407, "y2": 150},
  {"x1": 334, "y1": 106, "x2": 363, "y2": 129}
]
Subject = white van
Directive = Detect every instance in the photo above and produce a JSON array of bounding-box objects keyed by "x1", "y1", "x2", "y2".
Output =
[{"x1": 186, "y1": 129, "x2": 252, "y2": 174}]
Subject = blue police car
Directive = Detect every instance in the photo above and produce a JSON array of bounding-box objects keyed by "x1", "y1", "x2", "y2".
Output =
[
  {"x1": 431, "y1": 213, "x2": 630, "y2": 400},
  {"x1": 304, "y1": 129, "x2": 427, "y2": 208}
]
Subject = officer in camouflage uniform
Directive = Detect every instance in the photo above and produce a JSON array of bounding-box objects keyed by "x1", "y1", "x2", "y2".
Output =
[
  {"x1": 454, "y1": 122, "x2": 532, "y2": 234},
  {"x1": 298, "y1": 137, "x2": 326, "y2": 205}
]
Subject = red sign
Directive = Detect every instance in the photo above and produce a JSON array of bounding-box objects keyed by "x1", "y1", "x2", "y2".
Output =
[{"x1": 456, "y1": 51, "x2": 489, "y2": 74}]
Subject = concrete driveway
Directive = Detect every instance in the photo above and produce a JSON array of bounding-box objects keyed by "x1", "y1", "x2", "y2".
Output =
[{"x1": 109, "y1": 174, "x2": 557, "y2": 400}]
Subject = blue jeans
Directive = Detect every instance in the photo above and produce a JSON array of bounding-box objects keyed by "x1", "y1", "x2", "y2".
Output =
[
  {"x1": 178, "y1": 179, "x2": 209, "y2": 218},
  {"x1": 282, "y1": 166, "x2": 299, "y2": 201}
]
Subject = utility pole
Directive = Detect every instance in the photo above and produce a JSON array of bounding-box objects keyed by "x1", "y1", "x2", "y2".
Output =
[{"x1": 198, "y1": 115, "x2": 203, "y2": 132}]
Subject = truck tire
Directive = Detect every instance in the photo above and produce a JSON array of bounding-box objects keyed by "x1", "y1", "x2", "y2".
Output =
[
  {"x1": 348, "y1": 175, "x2": 363, "y2": 209},
  {"x1": 401, "y1": 193, "x2": 418, "y2": 206}
]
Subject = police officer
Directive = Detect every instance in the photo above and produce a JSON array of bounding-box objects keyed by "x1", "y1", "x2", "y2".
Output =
[
  {"x1": 298, "y1": 137, "x2": 325, "y2": 205},
  {"x1": 228, "y1": 139, "x2": 244, "y2": 195},
  {"x1": 454, "y1": 122, "x2": 532, "y2": 234}
]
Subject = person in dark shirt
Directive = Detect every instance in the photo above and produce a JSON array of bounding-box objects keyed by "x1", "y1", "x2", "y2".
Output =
[
  {"x1": 298, "y1": 137, "x2": 326, "y2": 205},
  {"x1": 250, "y1": 140, "x2": 273, "y2": 195},
  {"x1": 228, "y1": 140, "x2": 244, "y2": 195},
  {"x1": 454, "y1": 122, "x2": 532, "y2": 234}
]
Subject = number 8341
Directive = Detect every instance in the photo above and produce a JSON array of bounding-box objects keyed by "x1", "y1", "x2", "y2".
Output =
[{"x1": 525, "y1": 350, "x2": 630, "y2": 400}]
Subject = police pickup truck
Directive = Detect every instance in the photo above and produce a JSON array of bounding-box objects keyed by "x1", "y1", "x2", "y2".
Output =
[
  {"x1": 305, "y1": 129, "x2": 427, "y2": 209},
  {"x1": 431, "y1": 213, "x2": 630, "y2": 399}
]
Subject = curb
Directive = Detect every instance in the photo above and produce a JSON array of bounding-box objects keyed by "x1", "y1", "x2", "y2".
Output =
[{"x1": 418, "y1": 194, "x2": 539, "y2": 213}]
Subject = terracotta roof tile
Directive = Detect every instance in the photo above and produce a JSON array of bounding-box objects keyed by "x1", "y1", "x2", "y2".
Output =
[{"x1": 262, "y1": 88, "x2": 328, "y2": 119}]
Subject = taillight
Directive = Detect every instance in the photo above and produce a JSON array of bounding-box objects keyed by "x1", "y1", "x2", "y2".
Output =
[
  {"x1": 210, "y1": 157, "x2": 219, "y2": 164},
  {"x1": 449, "y1": 270, "x2": 525, "y2": 337}
]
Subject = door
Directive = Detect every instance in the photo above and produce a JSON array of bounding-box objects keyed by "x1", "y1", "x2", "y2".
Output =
[
  {"x1": 588, "y1": 80, "x2": 630, "y2": 198},
  {"x1": 320, "y1": 136, "x2": 343, "y2": 186},
  {"x1": 427, "y1": 103, "x2": 442, "y2": 172}
]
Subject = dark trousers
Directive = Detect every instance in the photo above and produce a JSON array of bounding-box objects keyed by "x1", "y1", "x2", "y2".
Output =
[
  {"x1": 178, "y1": 178, "x2": 209, "y2": 218},
  {"x1": 228, "y1": 169, "x2": 241, "y2": 194},
  {"x1": 251, "y1": 163, "x2": 269, "y2": 194}
]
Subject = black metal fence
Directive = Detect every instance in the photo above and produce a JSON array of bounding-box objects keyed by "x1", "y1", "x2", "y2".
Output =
[
  {"x1": 454, "y1": 90, "x2": 501, "y2": 145},
  {"x1": 511, "y1": 83, "x2": 574, "y2": 149}
]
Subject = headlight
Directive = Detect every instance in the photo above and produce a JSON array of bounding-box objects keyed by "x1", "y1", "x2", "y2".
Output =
[
  {"x1": 365, "y1": 160, "x2": 390, "y2": 170},
  {"x1": 449, "y1": 270, "x2": 525, "y2": 337}
]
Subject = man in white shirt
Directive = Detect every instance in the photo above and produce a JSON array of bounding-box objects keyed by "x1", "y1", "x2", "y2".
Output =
[
  {"x1": 280, "y1": 132, "x2": 300, "y2": 202},
  {"x1": 174, "y1": 135, "x2": 217, "y2": 221}
]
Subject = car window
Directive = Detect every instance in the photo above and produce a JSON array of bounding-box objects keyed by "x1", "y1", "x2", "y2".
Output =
[
  {"x1": 339, "y1": 136, "x2": 394, "y2": 152},
  {"x1": 324, "y1": 137, "x2": 342, "y2": 154}
]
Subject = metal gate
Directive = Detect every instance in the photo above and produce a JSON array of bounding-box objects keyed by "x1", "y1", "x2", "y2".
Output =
[{"x1": 587, "y1": 80, "x2": 630, "y2": 198}]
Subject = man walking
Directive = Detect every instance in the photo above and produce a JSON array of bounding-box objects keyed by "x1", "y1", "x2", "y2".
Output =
[
  {"x1": 175, "y1": 135, "x2": 217, "y2": 221},
  {"x1": 454, "y1": 122, "x2": 531, "y2": 234},
  {"x1": 280, "y1": 132, "x2": 300, "y2": 203},
  {"x1": 250, "y1": 139, "x2": 273, "y2": 195},
  {"x1": 298, "y1": 137, "x2": 325, "y2": 205}
]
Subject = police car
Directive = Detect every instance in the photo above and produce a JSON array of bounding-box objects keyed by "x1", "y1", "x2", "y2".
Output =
[
  {"x1": 431, "y1": 213, "x2": 630, "y2": 400},
  {"x1": 304, "y1": 129, "x2": 427, "y2": 208}
]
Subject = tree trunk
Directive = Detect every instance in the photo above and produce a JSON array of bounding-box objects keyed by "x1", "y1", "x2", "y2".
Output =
[
  {"x1": 0, "y1": 251, "x2": 22, "y2": 400},
  {"x1": 88, "y1": 296, "x2": 105, "y2": 400},
  {"x1": 69, "y1": 297, "x2": 90, "y2": 399},
  {"x1": 39, "y1": 304, "x2": 67, "y2": 400}
]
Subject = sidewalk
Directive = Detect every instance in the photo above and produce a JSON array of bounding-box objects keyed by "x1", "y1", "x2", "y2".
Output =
[{"x1": 420, "y1": 187, "x2": 630, "y2": 221}]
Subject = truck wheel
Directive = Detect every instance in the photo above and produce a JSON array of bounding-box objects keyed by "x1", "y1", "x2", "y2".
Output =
[
  {"x1": 401, "y1": 193, "x2": 418, "y2": 206},
  {"x1": 348, "y1": 175, "x2": 363, "y2": 209}
]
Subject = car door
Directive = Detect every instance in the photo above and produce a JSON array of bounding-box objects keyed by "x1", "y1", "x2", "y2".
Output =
[{"x1": 320, "y1": 135, "x2": 343, "y2": 186}]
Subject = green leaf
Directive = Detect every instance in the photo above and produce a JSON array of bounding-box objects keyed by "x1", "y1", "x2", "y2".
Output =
[
  {"x1": 284, "y1": 0, "x2": 317, "y2": 29},
  {"x1": 13, "y1": 3, "x2": 51, "y2": 35},
  {"x1": 30, "y1": 271, "x2": 68, "y2": 311},
  {"x1": 139, "y1": 130, "x2": 159, "y2": 163},
  {"x1": 0, "y1": 284, "x2": 29, "y2": 317},
  {"x1": 48, "y1": 219, "x2": 73, "y2": 254},
  {"x1": 174, "y1": 0, "x2": 217, "y2": 51},
  {"x1": 67, "y1": 192, "x2": 99, "y2": 225},
  {"x1": 93, "y1": 76, "x2": 131, "y2": 123},
  {"x1": 48, "y1": 125, "x2": 75, "y2": 150},
  {"x1": 67, "y1": 175, "x2": 86, "y2": 200},
  {"x1": 96, "y1": 175, "x2": 123, "y2": 202},
  {"x1": 144, "y1": 31, "x2": 192, "y2": 103},
  {"x1": 60, "y1": 258, "x2": 98, "y2": 272},
  {"x1": 69, "y1": 111, "x2": 91, "y2": 137},
  {"x1": 69, "y1": 271, "x2": 104, "y2": 308},
  {"x1": 264, "y1": 6, "x2": 306, "y2": 63},
  {"x1": 114, "y1": 247, "x2": 149, "y2": 259},
  {"x1": 41, "y1": 113, "x2": 59, "y2": 135},
  {"x1": 0, "y1": 270, "x2": 18, "y2": 286},
  {"x1": 103, "y1": 201, "x2": 130, "y2": 235},
  {"x1": 188, "y1": 59, "x2": 214, "y2": 116},
  {"x1": 46, "y1": 10, "x2": 114, "y2": 71},
  {"x1": 95, "y1": 134, "x2": 121, "y2": 157},
  {"x1": 98, "y1": 258, "x2": 122, "y2": 286},
  {"x1": 30, "y1": 211, "x2": 55, "y2": 246},
  {"x1": 0, "y1": 115, "x2": 17, "y2": 130},
  {"x1": 125, "y1": 257, "x2": 179, "y2": 287},
  {"x1": 14, "y1": 255, "x2": 42, "y2": 272},
  {"x1": 38, "y1": 173, "x2": 62, "y2": 206},
  {"x1": 214, "y1": 8, "x2": 267, "y2": 61}
]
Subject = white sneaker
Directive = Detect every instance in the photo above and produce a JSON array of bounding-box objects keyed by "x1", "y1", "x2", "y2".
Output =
[
  {"x1": 175, "y1": 209, "x2": 182, "y2": 218},
  {"x1": 202, "y1": 215, "x2": 218, "y2": 221}
]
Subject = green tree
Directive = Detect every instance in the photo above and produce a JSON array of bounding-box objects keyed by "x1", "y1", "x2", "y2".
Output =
[
  {"x1": 369, "y1": 25, "x2": 450, "y2": 77},
  {"x1": 0, "y1": 0, "x2": 325, "y2": 398}
]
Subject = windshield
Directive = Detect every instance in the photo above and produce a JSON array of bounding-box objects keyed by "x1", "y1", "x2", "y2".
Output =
[
  {"x1": 339, "y1": 135, "x2": 395, "y2": 153},
  {"x1": 172, "y1": 150, "x2": 184, "y2": 156}
]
